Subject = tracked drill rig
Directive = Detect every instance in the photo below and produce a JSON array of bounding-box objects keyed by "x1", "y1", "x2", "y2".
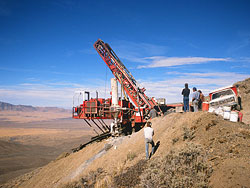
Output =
[{"x1": 73, "y1": 39, "x2": 162, "y2": 135}]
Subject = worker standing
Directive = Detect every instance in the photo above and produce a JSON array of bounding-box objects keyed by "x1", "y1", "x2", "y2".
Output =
[
  {"x1": 192, "y1": 87, "x2": 200, "y2": 112},
  {"x1": 149, "y1": 107, "x2": 157, "y2": 119},
  {"x1": 182, "y1": 83, "x2": 190, "y2": 112},
  {"x1": 144, "y1": 121, "x2": 155, "y2": 159},
  {"x1": 110, "y1": 122, "x2": 115, "y2": 135},
  {"x1": 198, "y1": 90, "x2": 205, "y2": 110}
]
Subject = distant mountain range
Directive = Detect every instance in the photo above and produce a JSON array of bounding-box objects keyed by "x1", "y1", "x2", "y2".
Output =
[{"x1": 0, "y1": 101, "x2": 70, "y2": 113}]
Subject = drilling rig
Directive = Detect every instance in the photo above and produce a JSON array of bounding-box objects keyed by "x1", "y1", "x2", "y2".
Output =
[{"x1": 73, "y1": 39, "x2": 164, "y2": 136}]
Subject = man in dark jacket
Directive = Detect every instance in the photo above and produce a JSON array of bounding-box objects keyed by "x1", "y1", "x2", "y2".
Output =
[{"x1": 182, "y1": 83, "x2": 190, "y2": 112}]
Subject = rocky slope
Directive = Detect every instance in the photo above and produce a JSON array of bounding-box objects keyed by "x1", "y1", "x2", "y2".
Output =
[
  {"x1": 2, "y1": 113, "x2": 249, "y2": 188},
  {"x1": 1, "y1": 78, "x2": 250, "y2": 188}
]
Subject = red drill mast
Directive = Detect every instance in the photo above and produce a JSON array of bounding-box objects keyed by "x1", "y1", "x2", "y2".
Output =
[{"x1": 94, "y1": 39, "x2": 157, "y2": 109}]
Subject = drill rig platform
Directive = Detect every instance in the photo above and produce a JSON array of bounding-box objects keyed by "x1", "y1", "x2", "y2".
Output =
[{"x1": 73, "y1": 39, "x2": 165, "y2": 136}]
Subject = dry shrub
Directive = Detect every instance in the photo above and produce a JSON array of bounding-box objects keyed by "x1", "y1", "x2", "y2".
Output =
[
  {"x1": 60, "y1": 181, "x2": 83, "y2": 188},
  {"x1": 172, "y1": 137, "x2": 179, "y2": 144},
  {"x1": 81, "y1": 168, "x2": 106, "y2": 187},
  {"x1": 127, "y1": 150, "x2": 137, "y2": 161},
  {"x1": 140, "y1": 143, "x2": 213, "y2": 188},
  {"x1": 60, "y1": 168, "x2": 106, "y2": 188},
  {"x1": 114, "y1": 161, "x2": 127, "y2": 176},
  {"x1": 56, "y1": 152, "x2": 70, "y2": 161},
  {"x1": 94, "y1": 175, "x2": 113, "y2": 188},
  {"x1": 183, "y1": 127, "x2": 195, "y2": 141},
  {"x1": 238, "y1": 128, "x2": 250, "y2": 139},
  {"x1": 113, "y1": 160, "x2": 147, "y2": 188}
]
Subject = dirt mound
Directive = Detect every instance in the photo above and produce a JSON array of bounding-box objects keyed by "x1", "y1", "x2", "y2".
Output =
[
  {"x1": 235, "y1": 77, "x2": 250, "y2": 124},
  {"x1": 2, "y1": 110, "x2": 249, "y2": 188}
]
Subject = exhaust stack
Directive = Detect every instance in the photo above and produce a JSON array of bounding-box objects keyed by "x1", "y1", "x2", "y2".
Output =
[{"x1": 111, "y1": 78, "x2": 118, "y2": 107}]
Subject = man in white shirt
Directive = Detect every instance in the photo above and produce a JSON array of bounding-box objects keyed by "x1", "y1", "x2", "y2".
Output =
[
  {"x1": 144, "y1": 121, "x2": 155, "y2": 159},
  {"x1": 192, "y1": 87, "x2": 200, "y2": 112}
]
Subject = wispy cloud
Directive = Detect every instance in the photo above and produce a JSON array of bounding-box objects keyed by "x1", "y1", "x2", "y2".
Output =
[
  {"x1": 230, "y1": 57, "x2": 250, "y2": 69},
  {"x1": 0, "y1": 82, "x2": 110, "y2": 108},
  {"x1": 111, "y1": 40, "x2": 168, "y2": 63},
  {"x1": 138, "y1": 56, "x2": 231, "y2": 68},
  {"x1": 0, "y1": 66, "x2": 75, "y2": 76},
  {"x1": 0, "y1": 71, "x2": 249, "y2": 107},
  {"x1": 106, "y1": 40, "x2": 232, "y2": 70},
  {"x1": 228, "y1": 33, "x2": 250, "y2": 53},
  {"x1": 237, "y1": 57, "x2": 250, "y2": 63},
  {"x1": 139, "y1": 71, "x2": 250, "y2": 103},
  {"x1": 182, "y1": 72, "x2": 248, "y2": 78}
]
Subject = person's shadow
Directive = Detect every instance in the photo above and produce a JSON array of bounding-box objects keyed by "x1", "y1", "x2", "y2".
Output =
[{"x1": 150, "y1": 141, "x2": 160, "y2": 159}]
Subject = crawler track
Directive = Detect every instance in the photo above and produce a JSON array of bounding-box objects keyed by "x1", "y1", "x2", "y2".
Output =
[{"x1": 72, "y1": 132, "x2": 111, "y2": 152}]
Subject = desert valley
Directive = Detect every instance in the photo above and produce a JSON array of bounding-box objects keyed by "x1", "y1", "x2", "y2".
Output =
[{"x1": 0, "y1": 103, "x2": 94, "y2": 185}]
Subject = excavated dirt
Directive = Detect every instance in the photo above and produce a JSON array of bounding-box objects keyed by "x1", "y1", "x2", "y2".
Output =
[{"x1": 1, "y1": 78, "x2": 250, "y2": 188}]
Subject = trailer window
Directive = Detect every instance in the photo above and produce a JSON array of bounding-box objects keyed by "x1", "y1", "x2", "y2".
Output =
[{"x1": 212, "y1": 89, "x2": 234, "y2": 100}]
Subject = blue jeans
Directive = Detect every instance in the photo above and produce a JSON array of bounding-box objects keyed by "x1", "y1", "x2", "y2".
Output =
[
  {"x1": 145, "y1": 139, "x2": 155, "y2": 159},
  {"x1": 183, "y1": 96, "x2": 189, "y2": 112}
]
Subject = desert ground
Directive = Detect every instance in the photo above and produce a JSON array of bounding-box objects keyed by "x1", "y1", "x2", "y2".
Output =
[
  {"x1": 2, "y1": 112, "x2": 249, "y2": 188},
  {"x1": 0, "y1": 110, "x2": 97, "y2": 185},
  {"x1": 0, "y1": 78, "x2": 249, "y2": 188}
]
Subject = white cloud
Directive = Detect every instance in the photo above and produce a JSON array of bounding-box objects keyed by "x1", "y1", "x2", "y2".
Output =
[
  {"x1": 0, "y1": 72, "x2": 249, "y2": 108},
  {"x1": 182, "y1": 72, "x2": 249, "y2": 79},
  {"x1": 0, "y1": 66, "x2": 75, "y2": 76},
  {"x1": 138, "y1": 56, "x2": 231, "y2": 68},
  {"x1": 138, "y1": 72, "x2": 250, "y2": 103},
  {"x1": 0, "y1": 82, "x2": 110, "y2": 108},
  {"x1": 107, "y1": 40, "x2": 233, "y2": 70}
]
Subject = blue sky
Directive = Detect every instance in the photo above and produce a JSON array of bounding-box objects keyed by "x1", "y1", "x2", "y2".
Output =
[{"x1": 0, "y1": 0, "x2": 250, "y2": 108}]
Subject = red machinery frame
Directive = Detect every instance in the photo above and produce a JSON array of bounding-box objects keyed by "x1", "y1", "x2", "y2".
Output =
[{"x1": 73, "y1": 39, "x2": 160, "y2": 133}]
